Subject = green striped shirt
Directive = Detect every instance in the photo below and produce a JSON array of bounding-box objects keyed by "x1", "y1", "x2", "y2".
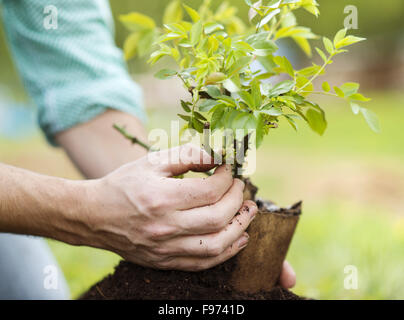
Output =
[{"x1": 1, "y1": 0, "x2": 146, "y2": 145}]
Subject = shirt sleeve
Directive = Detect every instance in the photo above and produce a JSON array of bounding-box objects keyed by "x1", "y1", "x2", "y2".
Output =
[{"x1": 1, "y1": 0, "x2": 146, "y2": 145}]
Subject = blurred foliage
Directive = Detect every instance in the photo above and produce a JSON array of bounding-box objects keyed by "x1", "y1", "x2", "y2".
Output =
[{"x1": 1, "y1": 0, "x2": 404, "y2": 93}]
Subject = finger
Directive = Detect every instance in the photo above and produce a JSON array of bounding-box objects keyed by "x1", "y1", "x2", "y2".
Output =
[
  {"x1": 157, "y1": 201, "x2": 257, "y2": 257},
  {"x1": 161, "y1": 164, "x2": 234, "y2": 210},
  {"x1": 279, "y1": 260, "x2": 296, "y2": 289},
  {"x1": 148, "y1": 144, "x2": 216, "y2": 177},
  {"x1": 173, "y1": 179, "x2": 246, "y2": 235},
  {"x1": 156, "y1": 234, "x2": 250, "y2": 272}
]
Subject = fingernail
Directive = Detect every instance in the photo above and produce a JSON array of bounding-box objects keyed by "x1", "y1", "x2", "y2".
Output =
[
  {"x1": 238, "y1": 234, "x2": 249, "y2": 248},
  {"x1": 250, "y1": 203, "x2": 258, "y2": 219},
  {"x1": 241, "y1": 203, "x2": 257, "y2": 220}
]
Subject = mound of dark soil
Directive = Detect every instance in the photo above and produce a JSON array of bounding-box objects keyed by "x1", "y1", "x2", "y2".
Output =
[{"x1": 81, "y1": 259, "x2": 302, "y2": 300}]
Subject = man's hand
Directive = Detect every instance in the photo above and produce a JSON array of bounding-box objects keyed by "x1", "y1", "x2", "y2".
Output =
[
  {"x1": 0, "y1": 143, "x2": 296, "y2": 287},
  {"x1": 81, "y1": 144, "x2": 256, "y2": 271}
]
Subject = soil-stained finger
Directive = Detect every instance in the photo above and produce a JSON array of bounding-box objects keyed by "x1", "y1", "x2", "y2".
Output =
[
  {"x1": 155, "y1": 233, "x2": 251, "y2": 272},
  {"x1": 155, "y1": 201, "x2": 257, "y2": 257},
  {"x1": 160, "y1": 164, "x2": 234, "y2": 210},
  {"x1": 171, "y1": 179, "x2": 245, "y2": 235}
]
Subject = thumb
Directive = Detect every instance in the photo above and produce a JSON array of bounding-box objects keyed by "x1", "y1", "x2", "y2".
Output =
[{"x1": 148, "y1": 143, "x2": 217, "y2": 177}]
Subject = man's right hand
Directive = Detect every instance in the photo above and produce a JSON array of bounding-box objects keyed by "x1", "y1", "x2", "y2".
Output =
[{"x1": 79, "y1": 144, "x2": 257, "y2": 272}]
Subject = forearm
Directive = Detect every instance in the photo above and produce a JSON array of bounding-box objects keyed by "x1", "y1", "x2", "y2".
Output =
[
  {"x1": 0, "y1": 163, "x2": 92, "y2": 245},
  {"x1": 56, "y1": 110, "x2": 148, "y2": 179}
]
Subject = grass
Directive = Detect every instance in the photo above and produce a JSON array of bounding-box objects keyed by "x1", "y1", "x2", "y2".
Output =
[{"x1": 1, "y1": 91, "x2": 403, "y2": 299}]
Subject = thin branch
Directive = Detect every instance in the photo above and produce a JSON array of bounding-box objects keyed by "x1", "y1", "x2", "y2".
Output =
[
  {"x1": 113, "y1": 124, "x2": 156, "y2": 152},
  {"x1": 114, "y1": 124, "x2": 215, "y2": 177},
  {"x1": 300, "y1": 91, "x2": 339, "y2": 97},
  {"x1": 297, "y1": 54, "x2": 335, "y2": 93}
]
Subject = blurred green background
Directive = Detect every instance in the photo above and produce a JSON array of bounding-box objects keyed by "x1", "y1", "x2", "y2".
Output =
[{"x1": 1, "y1": 0, "x2": 404, "y2": 299}]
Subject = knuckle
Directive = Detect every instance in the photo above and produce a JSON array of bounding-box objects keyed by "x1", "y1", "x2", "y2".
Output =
[
  {"x1": 151, "y1": 246, "x2": 170, "y2": 256},
  {"x1": 204, "y1": 189, "x2": 221, "y2": 203},
  {"x1": 205, "y1": 214, "x2": 226, "y2": 231},
  {"x1": 153, "y1": 256, "x2": 175, "y2": 270},
  {"x1": 155, "y1": 261, "x2": 171, "y2": 270},
  {"x1": 144, "y1": 224, "x2": 176, "y2": 241},
  {"x1": 138, "y1": 193, "x2": 165, "y2": 214},
  {"x1": 206, "y1": 243, "x2": 224, "y2": 257}
]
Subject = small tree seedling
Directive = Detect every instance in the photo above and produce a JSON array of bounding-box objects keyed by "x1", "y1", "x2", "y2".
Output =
[{"x1": 118, "y1": 0, "x2": 378, "y2": 177}]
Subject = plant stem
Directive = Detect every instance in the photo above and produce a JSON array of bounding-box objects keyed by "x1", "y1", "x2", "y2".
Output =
[
  {"x1": 267, "y1": 14, "x2": 285, "y2": 40},
  {"x1": 113, "y1": 124, "x2": 155, "y2": 152},
  {"x1": 300, "y1": 91, "x2": 339, "y2": 97},
  {"x1": 297, "y1": 54, "x2": 334, "y2": 93}
]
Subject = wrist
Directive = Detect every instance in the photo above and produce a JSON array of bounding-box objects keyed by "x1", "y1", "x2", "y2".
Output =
[{"x1": 51, "y1": 178, "x2": 102, "y2": 247}]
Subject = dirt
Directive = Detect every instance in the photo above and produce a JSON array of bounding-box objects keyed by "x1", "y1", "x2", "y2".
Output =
[
  {"x1": 80, "y1": 259, "x2": 302, "y2": 300},
  {"x1": 81, "y1": 198, "x2": 303, "y2": 301}
]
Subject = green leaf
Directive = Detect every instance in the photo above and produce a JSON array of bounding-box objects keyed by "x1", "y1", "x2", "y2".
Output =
[
  {"x1": 137, "y1": 29, "x2": 156, "y2": 57},
  {"x1": 303, "y1": 4, "x2": 320, "y2": 17},
  {"x1": 154, "y1": 68, "x2": 177, "y2": 80},
  {"x1": 211, "y1": 107, "x2": 225, "y2": 130},
  {"x1": 223, "y1": 79, "x2": 240, "y2": 93},
  {"x1": 322, "y1": 81, "x2": 331, "y2": 92},
  {"x1": 232, "y1": 112, "x2": 250, "y2": 130},
  {"x1": 251, "y1": 78, "x2": 262, "y2": 109},
  {"x1": 257, "y1": 56, "x2": 277, "y2": 73},
  {"x1": 123, "y1": 33, "x2": 141, "y2": 60},
  {"x1": 183, "y1": 4, "x2": 200, "y2": 22},
  {"x1": 190, "y1": 20, "x2": 203, "y2": 46},
  {"x1": 120, "y1": 13, "x2": 156, "y2": 31},
  {"x1": 205, "y1": 86, "x2": 222, "y2": 99},
  {"x1": 181, "y1": 100, "x2": 191, "y2": 113},
  {"x1": 192, "y1": 117, "x2": 205, "y2": 133},
  {"x1": 239, "y1": 90, "x2": 255, "y2": 109},
  {"x1": 260, "y1": 106, "x2": 283, "y2": 116},
  {"x1": 284, "y1": 114, "x2": 299, "y2": 131},
  {"x1": 306, "y1": 108, "x2": 327, "y2": 135},
  {"x1": 334, "y1": 86, "x2": 345, "y2": 98},
  {"x1": 257, "y1": 9, "x2": 281, "y2": 28},
  {"x1": 204, "y1": 22, "x2": 224, "y2": 34},
  {"x1": 315, "y1": 47, "x2": 327, "y2": 63},
  {"x1": 293, "y1": 37, "x2": 312, "y2": 57},
  {"x1": 350, "y1": 102, "x2": 361, "y2": 115},
  {"x1": 163, "y1": 0, "x2": 183, "y2": 24},
  {"x1": 340, "y1": 82, "x2": 359, "y2": 97},
  {"x1": 360, "y1": 108, "x2": 380, "y2": 133},
  {"x1": 297, "y1": 64, "x2": 322, "y2": 77},
  {"x1": 335, "y1": 36, "x2": 366, "y2": 49},
  {"x1": 227, "y1": 56, "x2": 253, "y2": 77},
  {"x1": 252, "y1": 40, "x2": 278, "y2": 56},
  {"x1": 224, "y1": 109, "x2": 241, "y2": 130},
  {"x1": 244, "y1": 114, "x2": 258, "y2": 131},
  {"x1": 269, "y1": 80, "x2": 295, "y2": 97},
  {"x1": 282, "y1": 57, "x2": 295, "y2": 78},
  {"x1": 194, "y1": 111, "x2": 207, "y2": 121},
  {"x1": 255, "y1": 114, "x2": 265, "y2": 148},
  {"x1": 323, "y1": 37, "x2": 334, "y2": 55},
  {"x1": 199, "y1": 99, "x2": 220, "y2": 112},
  {"x1": 178, "y1": 114, "x2": 191, "y2": 122},
  {"x1": 349, "y1": 93, "x2": 371, "y2": 102},
  {"x1": 333, "y1": 28, "x2": 347, "y2": 47}
]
